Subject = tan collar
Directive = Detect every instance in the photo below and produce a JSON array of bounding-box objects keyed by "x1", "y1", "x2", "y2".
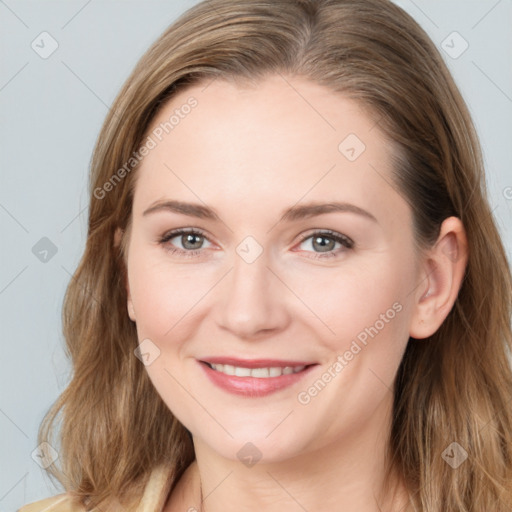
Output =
[
  {"x1": 19, "y1": 464, "x2": 175, "y2": 512},
  {"x1": 136, "y1": 463, "x2": 175, "y2": 512}
]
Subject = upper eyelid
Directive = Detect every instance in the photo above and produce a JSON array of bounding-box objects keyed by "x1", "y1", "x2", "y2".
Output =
[
  {"x1": 160, "y1": 228, "x2": 213, "y2": 246},
  {"x1": 297, "y1": 229, "x2": 353, "y2": 243},
  {"x1": 161, "y1": 227, "x2": 210, "y2": 241}
]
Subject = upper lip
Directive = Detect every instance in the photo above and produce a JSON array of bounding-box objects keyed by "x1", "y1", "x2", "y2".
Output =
[{"x1": 200, "y1": 357, "x2": 317, "y2": 368}]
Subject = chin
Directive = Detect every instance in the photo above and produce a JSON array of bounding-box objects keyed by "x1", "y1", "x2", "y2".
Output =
[{"x1": 193, "y1": 420, "x2": 317, "y2": 466}]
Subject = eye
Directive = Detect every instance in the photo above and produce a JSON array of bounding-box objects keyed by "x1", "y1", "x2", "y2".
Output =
[
  {"x1": 295, "y1": 230, "x2": 354, "y2": 259},
  {"x1": 159, "y1": 228, "x2": 212, "y2": 258},
  {"x1": 158, "y1": 228, "x2": 354, "y2": 260}
]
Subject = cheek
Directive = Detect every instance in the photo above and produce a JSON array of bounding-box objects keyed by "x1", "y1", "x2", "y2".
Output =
[
  {"x1": 127, "y1": 249, "x2": 205, "y2": 422},
  {"x1": 284, "y1": 254, "x2": 410, "y2": 350},
  {"x1": 127, "y1": 241, "x2": 212, "y2": 341}
]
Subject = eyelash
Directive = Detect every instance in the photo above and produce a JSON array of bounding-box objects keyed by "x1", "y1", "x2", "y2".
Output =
[{"x1": 158, "y1": 228, "x2": 354, "y2": 260}]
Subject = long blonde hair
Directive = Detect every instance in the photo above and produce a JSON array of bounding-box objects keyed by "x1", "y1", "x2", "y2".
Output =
[{"x1": 39, "y1": 0, "x2": 512, "y2": 510}]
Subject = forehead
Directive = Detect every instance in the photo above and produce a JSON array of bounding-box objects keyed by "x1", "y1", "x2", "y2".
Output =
[{"x1": 132, "y1": 74, "x2": 407, "y2": 226}]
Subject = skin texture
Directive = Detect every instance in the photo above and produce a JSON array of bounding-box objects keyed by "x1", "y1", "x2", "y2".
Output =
[{"x1": 121, "y1": 74, "x2": 468, "y2": 511}]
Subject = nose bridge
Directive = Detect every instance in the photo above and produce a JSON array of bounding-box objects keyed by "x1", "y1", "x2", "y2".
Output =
[{"x1": 216, "y1": 236, "x2": 289, "y2": 337}]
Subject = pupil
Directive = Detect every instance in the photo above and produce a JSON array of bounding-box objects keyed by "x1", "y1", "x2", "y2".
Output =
[
  {"x1": 184, "y1": 234, "x2": 202, "y2": 249},
  {"x1": 313, "y1": 236, "x2": 333, "y2": 252}
]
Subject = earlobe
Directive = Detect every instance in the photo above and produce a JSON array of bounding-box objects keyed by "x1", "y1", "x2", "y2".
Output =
[
  {"x1": 114, "y1": 227, "x2": 123, "y2": 248},
  {"x1": 126, "y1": 275, "x2": 136, "y2": 322},
  {"x1": 127, "y1": 295, "x2": 136, "y2": 322},
  {"x1": 125, "y1": 272, "x2": 136, "y2": 322},
  {"x1": 409, "y1": 217, "x2": 468, "y2": 339}
]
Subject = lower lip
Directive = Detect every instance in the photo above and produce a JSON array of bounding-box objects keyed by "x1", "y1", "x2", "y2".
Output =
[{"x1": 199, "y1": 361, "x2": 316, "y2": 397}]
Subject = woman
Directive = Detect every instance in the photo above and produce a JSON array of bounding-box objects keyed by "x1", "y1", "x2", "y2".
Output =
[{"x1": 19, "y1": 0, "x2": 512, "y2": 510}]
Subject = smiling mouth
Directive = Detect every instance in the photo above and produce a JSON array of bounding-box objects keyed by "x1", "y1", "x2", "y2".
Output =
[
  {"x1": 204, "y1": 362, "x2": 308, "y2": 378},
  {"x1": 199, "y1": 359, "x2": 317, "y2": 397}
]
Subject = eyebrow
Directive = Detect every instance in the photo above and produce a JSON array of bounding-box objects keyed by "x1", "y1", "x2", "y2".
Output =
[{"x1": 142, "y1": 199, "x2": 378, "y2": 223}]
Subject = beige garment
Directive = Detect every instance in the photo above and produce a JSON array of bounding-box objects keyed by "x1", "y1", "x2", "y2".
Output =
[{"x1": 17, "y1": 463, "x2": 174, "y2": 512}]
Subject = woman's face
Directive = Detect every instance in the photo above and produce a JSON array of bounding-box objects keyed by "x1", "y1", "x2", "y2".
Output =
[{"x1": 125, "y1": 74, "x2": 423, "y2": 462}]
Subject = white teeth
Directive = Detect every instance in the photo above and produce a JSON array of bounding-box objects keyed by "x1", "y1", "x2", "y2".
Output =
[
  {"x1": 223, "y1": 364, "x2": 235, "y2": 376},
  {"x1": 209, "y1": 363, "x2": 306, "y2": 378},
  {"x1": 269, "y1": 367, "x2": 282, "y2": 377},
  {"x1": 251, "y1": 367, "x2": 269, "y2": 378},
  {"x1": 234, "y1": 366, "x2": 251, "y2": 377}
]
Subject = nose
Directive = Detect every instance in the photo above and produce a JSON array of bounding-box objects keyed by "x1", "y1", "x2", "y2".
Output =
[{"x1": 215, "y1": 246, "x2": 291, "y2": 339}]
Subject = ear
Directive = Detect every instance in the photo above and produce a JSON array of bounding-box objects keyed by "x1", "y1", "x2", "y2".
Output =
[
  {"x1": 114, "y1": 227, "x2": 136, "y2": 322},
  {"x1": 126, "y1": 289, "x2": 136, "y2": 322},
  {"x1": 409, "y1": 216, "x2": 468, "y2": 339}
]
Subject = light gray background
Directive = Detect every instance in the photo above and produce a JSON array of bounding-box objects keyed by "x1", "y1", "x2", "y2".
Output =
[{"x1": 1, "y1": 1, "x2": 511, "y2": 510}]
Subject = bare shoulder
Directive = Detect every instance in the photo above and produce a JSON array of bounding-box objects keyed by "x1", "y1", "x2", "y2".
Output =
[{"x1": 18, "y1": 493, "x2": 86, "y2": 512}]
